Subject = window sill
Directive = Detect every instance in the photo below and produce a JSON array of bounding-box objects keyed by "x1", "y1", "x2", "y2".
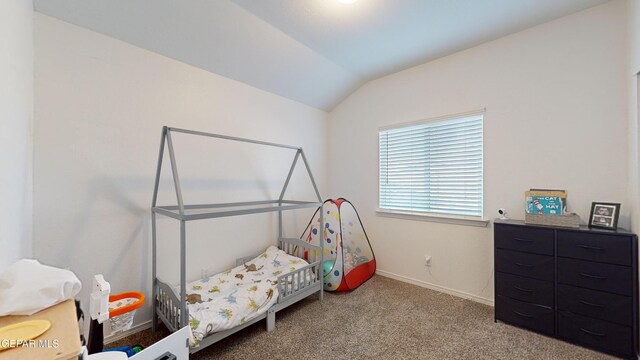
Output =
[{"x1": 375, "y1": 209, "x2": 490, "y2": 227}]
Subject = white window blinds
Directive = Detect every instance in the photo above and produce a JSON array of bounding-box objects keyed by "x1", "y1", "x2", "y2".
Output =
[{"x1": 379, "y1": 113, "x2": 483, "y2": 218}]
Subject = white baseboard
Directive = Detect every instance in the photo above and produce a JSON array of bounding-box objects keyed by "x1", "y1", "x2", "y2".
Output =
[
  {"x1": 104, "y1": 320, "x2": 152, "y2": 344},
  {"x1": 375, "y1": 269, "x2": 494, "y2": 307}
]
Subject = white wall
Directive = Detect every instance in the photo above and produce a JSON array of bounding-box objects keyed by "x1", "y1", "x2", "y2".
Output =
[
  {"x1": 629, "y1": 0, "x2": 640, "y2": 234},
  {"x1": 328, "y1": 1, "x2": 629, "y2": 304},
  {"x1": 34, "y1": 14, "x2": 327, "y2": 329},
  {"x1": 0, "y1": 0, "x2": 33, "y2": 271}
]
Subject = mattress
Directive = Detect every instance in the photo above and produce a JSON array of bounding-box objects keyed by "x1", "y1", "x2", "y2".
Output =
[{"x1": 178, "y1": 245, "x2": 310, "y2": 346}]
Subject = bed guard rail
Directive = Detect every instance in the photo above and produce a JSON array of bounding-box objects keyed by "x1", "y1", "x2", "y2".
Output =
[
  {"x1": 156, "y1": 278, "x2": 185, "y2": 332},
  {"x1": 276, "y1": 237, "x2": 322, "y2": 301},
  {"x1": 276, "y1": 261, "x2": 321, "y2": 301},
  {"x1": 278, "y1": 237, "x2": 322, "y2": 263}
]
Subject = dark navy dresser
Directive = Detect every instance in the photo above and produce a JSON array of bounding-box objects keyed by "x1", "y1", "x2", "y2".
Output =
[{"x1": 494, "y1": 219, "x2": 638, "y2": 359}]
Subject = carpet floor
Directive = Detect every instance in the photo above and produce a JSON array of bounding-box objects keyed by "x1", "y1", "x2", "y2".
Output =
[{"x1": 110, "y1": 275, "x2": 615, "y2": 359}]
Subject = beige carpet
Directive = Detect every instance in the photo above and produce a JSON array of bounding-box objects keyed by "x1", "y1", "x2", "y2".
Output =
[{"x1": 111, "y1": 275, "x2": 615, "y2": 359}]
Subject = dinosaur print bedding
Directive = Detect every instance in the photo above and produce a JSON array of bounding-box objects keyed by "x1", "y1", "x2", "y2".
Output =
[{"x1": 178, "y1": 245, "x2": 310, "y2": 347}]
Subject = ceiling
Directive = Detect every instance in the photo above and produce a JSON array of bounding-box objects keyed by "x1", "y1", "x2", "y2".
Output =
[{"x1": 34, "y1": 0, "x2": 609, "y2": 111}]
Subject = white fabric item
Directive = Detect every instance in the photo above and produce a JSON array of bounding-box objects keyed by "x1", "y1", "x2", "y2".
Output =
[{"x1": 0, "y1": 259, "x2": 82, "y2": 316}]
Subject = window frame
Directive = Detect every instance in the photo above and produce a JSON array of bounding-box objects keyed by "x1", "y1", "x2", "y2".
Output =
[{"x1": 376, "y1": 109, "x2": 488, "y2": 227}]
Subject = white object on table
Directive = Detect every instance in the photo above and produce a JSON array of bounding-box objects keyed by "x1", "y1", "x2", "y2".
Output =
[
  {"x1": 0, "y1": 259, "x2": 81, "y2": 316},
  {"x1": 90, "y1": 275, "x2": 110, "y2": 324}
]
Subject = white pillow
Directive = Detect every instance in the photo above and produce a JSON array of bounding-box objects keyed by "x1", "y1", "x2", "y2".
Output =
[{"x1": 0, "y1": 259, "x2": 81, "y2": 316}]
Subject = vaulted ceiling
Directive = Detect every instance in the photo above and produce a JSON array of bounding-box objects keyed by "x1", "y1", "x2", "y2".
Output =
[{"x1": 34, "y1": 0, "x2": 609, "y2": 111}]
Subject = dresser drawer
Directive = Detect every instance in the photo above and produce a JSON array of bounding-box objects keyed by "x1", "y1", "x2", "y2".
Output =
[
  {"x1": 496, "y1": 295, "x2": 554, "y2": 336},
  {"x1": 557, "y1": 258, "x2": 632, "y2": 296},
  {"x1": 558, "y1": 284, "x2": 632, "y2": 326},
  {"x1": 558, "y1": 311, "x2": 632, "y2": 358},
  {"x1": 496, "y1": 249, "x2": 554, "y2": 281},
  {"x1": 496, "y1": 272, "x2": 553, "y2": 307},
  {"x1": 557, "y1": 231, "x2": 631, "y2": 266},
  {"x1": 495, "y1": 224, "x2": 554, "y2": 255}
]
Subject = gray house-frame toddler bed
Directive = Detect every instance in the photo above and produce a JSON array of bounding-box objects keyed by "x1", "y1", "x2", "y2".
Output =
[{"x1": 150, "y1": 127, "x2": 324, "y2": 353}]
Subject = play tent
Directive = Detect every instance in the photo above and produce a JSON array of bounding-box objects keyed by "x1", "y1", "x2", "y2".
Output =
[{"x1": 301, "y1": 198, "x2": 376, "y2": 292}]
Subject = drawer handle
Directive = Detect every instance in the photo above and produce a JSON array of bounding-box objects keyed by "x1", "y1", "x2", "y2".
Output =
[
  {"x1": 579, "y1": 272, "x2": 607, "y2": 280},
  {"x1": 513, "y1": 310, "x2": 533, "y2": 318},
  {"x1": 514, "y1": 262, "x2": 534, "y2": 268},
  {"x1": 579, "y1": 328, "x2": 606, "y2": 337},
  {"x1": 578, "y1": 299, "x2": 605, "y2": 308},
  {"x1": 577, "y1": 244, "x2": 604, "y2": 252},
  {"x1": 512, "y1": 285, "x2": 533, "y2": 293},
  {"x1": 514, "y1": 238, "x2": 534, "y2": 243}
]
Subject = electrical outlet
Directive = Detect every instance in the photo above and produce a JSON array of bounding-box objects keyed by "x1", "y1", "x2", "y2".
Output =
[{"x1": 424, "y1": 255, "x2": 432, "y2": 267}]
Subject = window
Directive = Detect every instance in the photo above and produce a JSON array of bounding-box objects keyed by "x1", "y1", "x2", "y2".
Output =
[{"x1": 378, "y1": 112, "x2": 483, "y2": 220}]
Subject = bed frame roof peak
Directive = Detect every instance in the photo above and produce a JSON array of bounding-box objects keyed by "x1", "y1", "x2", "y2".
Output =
[{"x1": 151, "y1": 126, "x2": 322, "y2": 220}]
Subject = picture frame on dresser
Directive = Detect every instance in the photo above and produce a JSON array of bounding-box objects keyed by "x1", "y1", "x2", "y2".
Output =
[{"x1": 588, "y1": 202, "x2": 620, "y2": 230}]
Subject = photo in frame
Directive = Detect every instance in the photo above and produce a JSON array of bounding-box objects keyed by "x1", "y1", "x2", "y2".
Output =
[{"x1": 588, "y1": 202, "x2": 621, "y2": 230}]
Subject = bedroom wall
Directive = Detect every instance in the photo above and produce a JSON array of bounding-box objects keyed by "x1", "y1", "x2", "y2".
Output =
[
  {"x1": 0, "y1": 0, "x2": 33, "y2": 271},
  {"x1": 34, "y1": 14, "x2": 327, "y2": 331},
  {"x1": 629, "y1": 0, "x2": 640, "y2": 234},
  {"x1": 328, "y1": 1, "x2": 629, "y2": 304}
]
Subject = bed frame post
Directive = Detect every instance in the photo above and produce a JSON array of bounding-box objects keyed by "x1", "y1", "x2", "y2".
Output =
[
  {"x1": 151, "y1": 127, "x2": 166, "y2": 333},
  {"x1": 279, "y1": 150, "x2": 300, "y2": 203},
  {"x1": 299, "y1": 150, "x2": 321, "y2": 202},
  {"x1": 318, "y1": 202, "x2": 324, "y2": 301},
  {"x1": 266, "y1": 308, "x2": 275, "y2": 332},
  {"x1": 180, "y1": 220, "x2": 187, "y2": 328},
  {"x1": 278, "y1": 150, "x2": 301, "y2": 240},
  {"x1": 278, "y1": 211, "x2": 282, "y2": 240},
  {"x1": 152, "y1": 212, "x2": 158, "y2": 332},
  {"x1": 299, "y1": 149, "x2": 324, "y2": 301},
  {"x1": 152, "y1": 127, "x2": 167, "y2": 209},
  {"x1": 166, "y1": 128, "x2": 185, "y2": 217}
]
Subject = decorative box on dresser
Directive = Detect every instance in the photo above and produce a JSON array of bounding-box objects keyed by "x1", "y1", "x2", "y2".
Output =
[{"x1": 494, "y1": 219, "x2": 638, "y2": 359}]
